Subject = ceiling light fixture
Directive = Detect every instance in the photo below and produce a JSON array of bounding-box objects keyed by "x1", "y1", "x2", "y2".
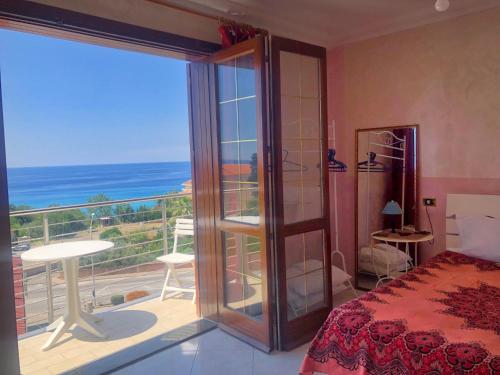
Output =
[{"x1": 435, "y1": 0, "x2": 450, "y2": 12}]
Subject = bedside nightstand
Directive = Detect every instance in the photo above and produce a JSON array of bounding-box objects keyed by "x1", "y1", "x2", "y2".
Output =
[{"x1": 370, "y1": 230, "x2": 433, "y2": 286}]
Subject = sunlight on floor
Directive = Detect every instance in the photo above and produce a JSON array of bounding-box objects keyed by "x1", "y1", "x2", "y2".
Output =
[
  {"x1": 112, "y1": 329, "x2": 310, "y2": 375},
  {"x1": 18, "y1": 294, "x2": 197, "y2": 375}
]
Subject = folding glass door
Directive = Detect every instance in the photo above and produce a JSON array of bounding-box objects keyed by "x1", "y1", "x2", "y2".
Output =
[
  {"x1": 188, "y1": 36, "x2": 331, "y2": 352},
  {"x1": 188, "y1": 37, "x2": 274, "y2": 351},
  {"x1": 270, "y1": 37, "x2": 332, "y2": 350}
]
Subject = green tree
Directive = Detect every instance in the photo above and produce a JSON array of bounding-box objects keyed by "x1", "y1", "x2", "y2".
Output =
[
  {"x1": 114, "y1": 204, "x2": 135, "y2": 223},
  {"x1": 136, "y1": 204, "x2": 161, "y2": 222},
  {"x1": 164, "y1": 195, "x2": 192, "y2": 226},
  {"x1": 9, "y1": 205, "x2": 44, "y2": 241},
  {"x1": 47, "y1": 208, "x2": 87, "y2": 238},
  {"x1": 87, "y1": 194, "x2": 113, "y2": 219}
]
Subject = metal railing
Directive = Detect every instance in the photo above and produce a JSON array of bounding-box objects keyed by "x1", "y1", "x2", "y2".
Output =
[{"x1": 10, "y1": 193, "x2": 194, "y2": 334}]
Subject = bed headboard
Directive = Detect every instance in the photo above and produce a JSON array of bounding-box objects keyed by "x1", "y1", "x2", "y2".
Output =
[{"x1": 446, "y1": 194, "x2": 500, "y2": 249}]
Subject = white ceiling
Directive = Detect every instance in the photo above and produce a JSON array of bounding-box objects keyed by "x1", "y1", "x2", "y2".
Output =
[{"x1": 166, "y1": 0, "x2": 500, "y2": 47}]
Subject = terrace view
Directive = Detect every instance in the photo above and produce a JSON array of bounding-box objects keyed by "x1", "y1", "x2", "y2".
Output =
[
  {"x1": 12, "y1": 192, "x2": 200, "y2": 374},
  {"x1": 1, "y1": 27, "x2": 203, "y2": 374}
]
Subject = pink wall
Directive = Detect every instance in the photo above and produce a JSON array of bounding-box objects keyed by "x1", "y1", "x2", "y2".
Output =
[{"x1": 328, "y1": 8, "x2": 500, "y2": 276}]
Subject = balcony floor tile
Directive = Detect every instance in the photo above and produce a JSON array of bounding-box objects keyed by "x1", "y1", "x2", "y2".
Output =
[{"x1": 18, "y1": 294, "x2": 197, "y2": 374}]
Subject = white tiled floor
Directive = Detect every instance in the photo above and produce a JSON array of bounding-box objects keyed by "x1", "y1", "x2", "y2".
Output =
[
  {"x1": 113, "y1": 290, "x2": 362, "y2": 375},
  {"x1": 112, "y1": 329, "x2": 310, "y2": 375}
]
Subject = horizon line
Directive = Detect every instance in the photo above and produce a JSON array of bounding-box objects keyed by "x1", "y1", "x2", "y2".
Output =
[{"x1": 8, "y1": 160, "x2": 191, "y2": 169}]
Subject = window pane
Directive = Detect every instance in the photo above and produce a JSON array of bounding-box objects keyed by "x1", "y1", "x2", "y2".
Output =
[
  {"x1": 238, "y1": 98, "x2": 257, "y2": 140},
  {"x1": 223, "y1": 232, "x2": 262, "y2": 320},
  {"x1": 285, "y1": 230, "x2": 326, "y2": 320},
  {"x1": 217, "y1": 53, "x2": 259, "y2": 225},
  {"x1": 218, "y1": 61, "x2": 236, "y2": 102},
  {"x1": 236, "y1": 54, "x2": 255, "y2": 98},
  {"x1": 220, "y1": 102, "x2": 237, "y2": 142},
  {"x1": 280, "y1": 51, "x2": 323, "y2": 224}
]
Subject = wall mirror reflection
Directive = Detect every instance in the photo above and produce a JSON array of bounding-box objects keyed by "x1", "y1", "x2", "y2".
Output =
[{"x1": 355, "y1": 125, "x2": 420, "y2": 290}]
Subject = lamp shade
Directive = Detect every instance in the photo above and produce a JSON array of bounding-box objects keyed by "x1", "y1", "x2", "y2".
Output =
[{"x1": 382, "y1": 200, "x2": 402, "y2": 215}]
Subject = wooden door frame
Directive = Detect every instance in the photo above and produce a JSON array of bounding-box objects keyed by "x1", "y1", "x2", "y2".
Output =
[
  {"x1": 205, "y1": 37, "x2": 274, "y2": 351},
  {"x1": 0, "y1": 72, "x2": 20, "y2": 375},
  {"x1": 0, "y1": 1, "x2": 219, "y2": 59},
  {"x1": 270, "y1": 36, "x2": 332, "y2": 350},
  {"x1": 0, "y1": 3, "x2": 220, "y2": 373}
]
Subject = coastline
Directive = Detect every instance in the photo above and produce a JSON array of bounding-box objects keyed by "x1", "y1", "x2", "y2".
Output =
[{"x1": 7, "y1": 161, "x2": 192, "y2": 209}]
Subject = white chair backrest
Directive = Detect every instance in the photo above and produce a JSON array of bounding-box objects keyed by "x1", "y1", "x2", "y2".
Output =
[
  {"x1": 175, "y1": 218, "x2": 194, "y2": 236},
  {"x1": 173, "y1": 218, "x2": 194, "y2": 253}
]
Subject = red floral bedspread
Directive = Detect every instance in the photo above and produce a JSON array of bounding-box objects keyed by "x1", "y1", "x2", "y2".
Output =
[{"x1": 300, "y1": 251, "x2": 500, "y2": 375}]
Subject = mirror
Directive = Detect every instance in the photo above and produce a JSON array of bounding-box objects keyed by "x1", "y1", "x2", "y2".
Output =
[{"x1": 355, "y1": 126, "x2": 419, "y2": 290}]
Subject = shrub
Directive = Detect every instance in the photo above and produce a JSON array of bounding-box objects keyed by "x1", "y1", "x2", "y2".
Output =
[
  {"x1": 125, "y1": 290, "x2": 150, "y2": 302},
  {"x1": 111, "y1": 294, "x2": 124, "y2": 305},
  {"x1": 100, "y1": 227, "x2": 123, "y2": 240}
]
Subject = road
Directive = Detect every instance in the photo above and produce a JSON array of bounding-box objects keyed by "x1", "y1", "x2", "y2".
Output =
[{"x1": 23, "y1": 269, "x2": 195, "y2": 328}]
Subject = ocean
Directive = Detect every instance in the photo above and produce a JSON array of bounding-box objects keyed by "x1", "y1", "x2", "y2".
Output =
[{"x1": 7, "y1": 162, "x2": 192, "y2": 209}]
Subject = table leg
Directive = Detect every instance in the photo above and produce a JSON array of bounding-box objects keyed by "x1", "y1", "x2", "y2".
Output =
[
  {"x1": 405, "y1": 242, "x2": 409, "y2": 273},
  {"x1": 42, "y1": 318, "x2": 72, "y2": 351},
  {"x1": 376, "y1": 275, "x2": 396, "y2": 288},
  {"x1": 46, "y1": 316, "x2": 63, "y2": 332},
  {"x1": 42, "y1": 258, "x2": 106, "y2": 351},
  {"x1": 415, "y1": 243, "x2": 418, "y2": 267}
]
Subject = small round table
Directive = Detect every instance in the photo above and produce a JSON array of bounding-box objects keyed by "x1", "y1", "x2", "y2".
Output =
[
  {"x1": 370, "y1": 230, "x2": 433, "y2": 287},
  {"x1": 21, "y1": 240, "x2": 114, "y2": 350}
]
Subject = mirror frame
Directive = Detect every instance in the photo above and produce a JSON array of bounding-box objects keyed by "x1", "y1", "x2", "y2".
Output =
[{"x1": 354, "y1": 124, "x2": 420, "y2": 291}]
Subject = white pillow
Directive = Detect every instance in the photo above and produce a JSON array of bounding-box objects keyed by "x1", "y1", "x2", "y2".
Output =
[
  {"x1": 332, "y1": 265, "x2": 352, "y2": 290},
  {"x1": 455, "y1": 215, "x2": 500, "y2": 262},
  {"x1": 286, "y1": 261, "x2": 352, "y2": 297},
  {"x1": 358, "y1": 244, "x2": 411, "y2": 275},
  {"x1": 288, "y1": 289, "x2": 324, "y2": 312}
]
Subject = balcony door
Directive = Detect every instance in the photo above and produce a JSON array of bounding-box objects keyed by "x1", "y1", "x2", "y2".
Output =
[
  {"x1": 188, "y1": 37, "x2": 273, "y2": 351},
  {"x1": 270, "y1": 37, "x2": 332, "y2": 350},
  {"x1": 188, "y1": 36, "x2": 330, "y2": 352}
]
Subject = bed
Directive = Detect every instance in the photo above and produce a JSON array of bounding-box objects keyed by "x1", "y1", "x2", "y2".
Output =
[{"x1": 300, "y1": 194, "x2": 500, "y2": 374}]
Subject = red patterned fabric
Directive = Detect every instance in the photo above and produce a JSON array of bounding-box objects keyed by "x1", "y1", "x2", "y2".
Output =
[
  {"x1": 300, "y1": 251, "x2": 500, "y2": 374},
  {"x1": 218, "y1": 24, "x2": 259, "y2": 48}
]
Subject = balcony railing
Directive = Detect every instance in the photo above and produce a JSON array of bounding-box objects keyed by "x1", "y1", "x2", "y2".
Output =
[{"x1": 10, "y1": 193, "x2": 193, "y2": 335}]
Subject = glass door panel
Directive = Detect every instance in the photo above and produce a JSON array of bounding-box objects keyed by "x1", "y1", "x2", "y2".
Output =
[
  {"x1": 280, "y1": 51, "x2": 324, "y2": 225},
  {"x1": 223, "y1": 232, "x2": 262, "y2": 319},
  {"x1": 218, "y1": 54, "x2": 259, "y2": 225},
  {"x1": 272, "y1": 37, "x2": 331, "y2": 350},
  {"x1": 285, "y1": 230, "x2": 326, "y2": 320},
  {"x1": 208, "y1": 37, "x2": 272, "y2": 351}
]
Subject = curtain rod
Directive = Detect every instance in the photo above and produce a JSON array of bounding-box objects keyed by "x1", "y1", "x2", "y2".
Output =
[{"x1": 144, "y1": 0, "x2": 220, "y2": 21}]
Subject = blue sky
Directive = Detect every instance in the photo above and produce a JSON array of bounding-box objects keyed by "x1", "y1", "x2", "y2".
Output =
[{"x1": 0, "y1": 29, "x2": 190, "y2": 168}]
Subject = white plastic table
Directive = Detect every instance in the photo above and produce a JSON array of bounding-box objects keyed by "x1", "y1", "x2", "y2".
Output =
[{"x1": 21, "y1": 240, "x2": 114, "y2": 350}]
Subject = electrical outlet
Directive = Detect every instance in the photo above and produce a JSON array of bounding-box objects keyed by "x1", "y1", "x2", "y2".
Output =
[{"x1": 423, "y1": 198, "x2": 436, "y2": 207}]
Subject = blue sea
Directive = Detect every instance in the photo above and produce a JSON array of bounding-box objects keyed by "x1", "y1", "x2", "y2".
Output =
[{"x1": 7, "y1": 162, "x2": 192, "y2": 209}]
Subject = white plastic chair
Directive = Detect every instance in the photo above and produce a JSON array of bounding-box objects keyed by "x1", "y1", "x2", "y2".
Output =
[{"x1": 157, "y1": 218, "x2": 196, "y2": 303}]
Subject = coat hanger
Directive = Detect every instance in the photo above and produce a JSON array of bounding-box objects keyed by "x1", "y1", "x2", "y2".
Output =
[
  {"x1": 328, "y1": 149, "x2": 347, "y2": 172},
  {"x1": 357, "y1": 152, "x2": 385, "y2": 172},
  {"x1": 282, "y1": 149, "x2": 308, "y2": 172}
]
